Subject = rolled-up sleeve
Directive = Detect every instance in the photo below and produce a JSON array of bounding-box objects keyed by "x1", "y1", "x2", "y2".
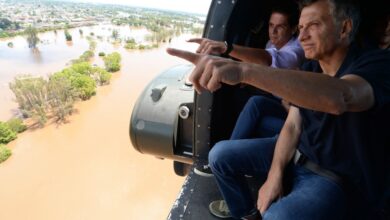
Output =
[
  {"x1": 266, "y1": 46, "x2": 304, "y2": 69},
  {"x1": 346, "y1": 50, "x2": 390, "y2": 107}
]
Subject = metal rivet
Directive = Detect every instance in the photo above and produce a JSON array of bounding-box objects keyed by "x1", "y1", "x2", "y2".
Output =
[
  {"x1": 179, "y1": 106, "x2": 190, "y2": 119},
  {"x1": 198, "y1": 107, "x2": 201, "y2": 111},
  {"x1": 197, "y1": 124, "x2": 201, "y2": 128},
  {"x1": 217, "y1": 0, "x2": 221, "y2": 4},
  {"x1": 136, "y1": 120, "x2": 145, "y2": 130},
  {"x1": 232, "y1": 0, "x2": 235, "y2": 4},
  {"x1": 210, "y1": 25, "x2": 214, "y2": 28}
]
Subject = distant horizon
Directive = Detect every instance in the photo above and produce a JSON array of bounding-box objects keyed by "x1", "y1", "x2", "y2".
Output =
[{"x1": 63, "y1": 0, "x2": 211, "y2": 15}]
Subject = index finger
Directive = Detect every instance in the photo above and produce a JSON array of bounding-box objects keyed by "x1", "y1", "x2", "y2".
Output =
[
  {"x1": 187, "y1": 38, "x2": 203, "y2": 44},
  {"x1": 166, "y1": 48, "x2": 201, "y2": 65}
]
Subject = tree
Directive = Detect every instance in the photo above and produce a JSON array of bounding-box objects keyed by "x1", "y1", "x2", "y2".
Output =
[
  {"x1": 25, "y1": 25, "x2": 39, "y2": 48},
  {"x1": 103, "y1": 52, "x2": 121, "y2": 72},
  {"x1": 112, "y1": 29, "x2": 119, "y2": 40},
  {"x1": 52, "y1": 69, "x2": 96, "y2": 100},
  {"x1": 92, "y1": 67, "x2": 111, "y2": 85},
  {"x1": 9, "y1": 76, "x2": 48, "y2": 125},
  {"x1": 71, "y1": 62, "x2": 93, "y2": 75},
  {"x1": 0, "y1": 18, "x2": 12, "y2": 30},
  {"x1": 47, "y1": 75, "x2": 78, "y2": 121},
  {"x1": 64, "y1": 29, "x2": 72, "y2": 41}
]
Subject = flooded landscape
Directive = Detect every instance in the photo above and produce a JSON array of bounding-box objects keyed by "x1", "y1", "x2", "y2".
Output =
[
  {"x1": 0, "y1": 21, "x2": 198, "y2": 219},
  {"x1": 0, "y1": 25, "x2": 151, "y2": 120}
]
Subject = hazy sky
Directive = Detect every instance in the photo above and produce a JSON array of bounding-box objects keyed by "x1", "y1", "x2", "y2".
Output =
[{"x1": 77, "y1": 0, "x2": 212, "y2": 14}]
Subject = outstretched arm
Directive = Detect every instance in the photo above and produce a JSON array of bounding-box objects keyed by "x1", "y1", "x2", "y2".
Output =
[
  {"x1": 167, "y1": 49, "x2": 374, "y2": 114},
  {"x1": 167, "y1": 48, "x2": 375, "y2": 114},
  {"x1": 188, "y1": 38, "x2": 271, "y2": 65}
]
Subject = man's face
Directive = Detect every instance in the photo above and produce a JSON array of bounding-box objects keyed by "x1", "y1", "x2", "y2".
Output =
[
  {"x1": 298, "y1": 0, "x2": 341, "y2": 60},
  {"x1": 378, "y1": 17, "x2": 390, "y2": 48},
  {"x1": 268, "y1": 12, "x2": 294, "y2": 49}
]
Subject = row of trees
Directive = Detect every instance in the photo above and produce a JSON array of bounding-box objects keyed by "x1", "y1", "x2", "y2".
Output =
[
  {"x1": 23, "y1": 26, "x2": 94, "y2": 48},
  {"x1": 112, "y1": 10, "x2": 205, "y2": 44},
  {"x1": 9, "y1": 61, "x2": 113, "y2": 125},
  {"x1": 9, "y1": 51, "x2": 121, "y2": 126},
  {"x1": 124, "y1": 41, "x2": 158, "y2": 50}
]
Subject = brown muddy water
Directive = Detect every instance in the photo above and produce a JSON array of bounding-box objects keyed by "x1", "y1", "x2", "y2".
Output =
[
  {"x1": 0, "y1": 28, "x2": 199, "y2": 220},
  {"x1": 0, "y1": 24, "x2": 149, "y2": 120}
]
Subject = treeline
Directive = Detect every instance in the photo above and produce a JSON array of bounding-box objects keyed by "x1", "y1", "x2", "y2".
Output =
[
  {"x1": 124, "y1": 38, "x2": 158, "y2": 50},
  {"x1": 0, "y1": 22, "x2": 95, "y2": 39},
  {"x1": 112, "y1": 11, "x2": 204, "y2": 44}
]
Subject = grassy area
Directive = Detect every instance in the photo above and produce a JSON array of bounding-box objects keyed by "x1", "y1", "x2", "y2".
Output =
[{"x1": 0, "y1": 144, "x2": 12, "y2": 163}]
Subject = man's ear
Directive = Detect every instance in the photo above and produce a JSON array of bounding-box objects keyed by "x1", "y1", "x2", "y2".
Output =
[{"x1": 340, "y1": 19, "x2": 353, "y2": 41}]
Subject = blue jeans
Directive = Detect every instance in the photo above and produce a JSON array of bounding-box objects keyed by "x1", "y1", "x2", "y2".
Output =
[
  {"x1": 209, "y1": 137, "x2": 347, "y2": 219},
  {"x1": 230, "y1": 96, "x2": 287, "y2": 140}
]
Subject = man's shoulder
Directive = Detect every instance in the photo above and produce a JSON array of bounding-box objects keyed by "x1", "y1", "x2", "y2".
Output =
[
  {"x1": 346, "y1": 47, "x2": 390, "y2": 77},
  {"x1": 351, "y1": 46, "x2": 390, "y2": 66}
]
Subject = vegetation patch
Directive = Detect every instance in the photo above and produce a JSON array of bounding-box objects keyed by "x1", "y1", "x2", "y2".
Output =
[
  {"x1": 9, "y1": 76, "x2": 49, "y2": 124},
  {"x1": 103, "y1": 52, "x2": 121, "y2": 72},
  {"x1": 0, "y1": 144, "x2": 12, "y2": 164},
  {"x1": 6, "y1": 118, "x2": 27, "y2": 133},
  {"x1": 0, "y1": 122, "x2": 17, "y2": 144},
  {"x1": 52, "y1": 67, "x2": 96, "y2": 100},
  {"x1": 64, "y1": 29, "x2": 72, "y2": 41}
]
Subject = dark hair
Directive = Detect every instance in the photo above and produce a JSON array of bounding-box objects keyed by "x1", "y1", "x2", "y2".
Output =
[
  {"x1": 298, "y1": 0, "x2": 360, "y2": 41},
  {"x1": 271, "y1": 1, "x2": 300, "y2": 28}
]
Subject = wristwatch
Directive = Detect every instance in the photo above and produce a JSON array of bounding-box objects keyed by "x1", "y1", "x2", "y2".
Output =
[{"x1": 222, "y1": 41, "x2": 233, "y2": 56}]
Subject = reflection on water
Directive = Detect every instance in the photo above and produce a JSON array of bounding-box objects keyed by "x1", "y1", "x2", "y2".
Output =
[{"x1": 30, "y1": 48, "x2": 42, "y2": 64}]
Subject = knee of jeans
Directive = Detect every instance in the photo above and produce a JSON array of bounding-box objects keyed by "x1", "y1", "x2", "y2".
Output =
[
  {"x1": 208, "y1": 141, "x2": 232, "y2": 169},
  {"x1": 262, "y1": 205, "x2": 292, "y2": 220},
  {"x1": 247, "y1": 96, "x2": 265, "y2": 107}
]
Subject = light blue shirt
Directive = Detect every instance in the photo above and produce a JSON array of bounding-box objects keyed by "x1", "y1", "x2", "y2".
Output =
[{"x1": 265, "y1": 37, "x2": 304, "y2": 69}]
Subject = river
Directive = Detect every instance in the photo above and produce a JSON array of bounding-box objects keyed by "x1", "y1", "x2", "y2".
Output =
[{"x1": 0, "y1": 25, "x2": 198, "y2": 220}]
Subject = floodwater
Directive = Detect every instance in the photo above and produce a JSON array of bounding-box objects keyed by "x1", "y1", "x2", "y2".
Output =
[
  {"x1": 0, "y1": 24, "x2": 149, "y2": 121},
  {"x1": 0, "y1": 25, "x2": 199, "y2": 220}
]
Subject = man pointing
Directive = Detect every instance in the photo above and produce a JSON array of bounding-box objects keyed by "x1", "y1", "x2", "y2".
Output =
[{"x1": 168, "y1": 0, "x2": 390, "y2": 219}]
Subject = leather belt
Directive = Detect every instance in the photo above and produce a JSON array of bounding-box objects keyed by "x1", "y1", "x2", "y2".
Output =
[{"x1": 294, "y1": 150, "x2": 344, "y2": 187}]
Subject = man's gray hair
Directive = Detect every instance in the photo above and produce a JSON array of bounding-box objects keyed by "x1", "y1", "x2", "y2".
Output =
[{"x1": 299, "y1": 0, "x2": 360, "y2": 41}]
